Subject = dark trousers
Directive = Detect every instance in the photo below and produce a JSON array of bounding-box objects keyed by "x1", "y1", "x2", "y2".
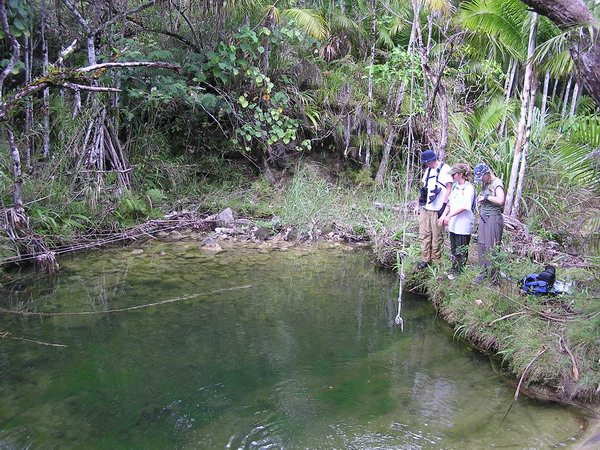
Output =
[{"x1": 449, "y1": 232, "x2": 471, "y2": 273}]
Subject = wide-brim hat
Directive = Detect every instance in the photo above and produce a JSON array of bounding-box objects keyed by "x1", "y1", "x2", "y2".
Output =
[
  {"x1": 474, "y1": 163, "x2": 490, "y2": 182},
  {"x1": 420, "y1": 150, "x2": 438, "y2": 164}
]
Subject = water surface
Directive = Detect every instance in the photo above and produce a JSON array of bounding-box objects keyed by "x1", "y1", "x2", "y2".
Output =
[{"x1": 0, "y1": 241, "x2": 584, "y2": 448}]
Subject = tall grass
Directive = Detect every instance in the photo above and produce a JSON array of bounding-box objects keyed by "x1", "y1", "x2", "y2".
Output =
[{"x1": 279, "y1": 163, "x2": 412, "y2": 233}]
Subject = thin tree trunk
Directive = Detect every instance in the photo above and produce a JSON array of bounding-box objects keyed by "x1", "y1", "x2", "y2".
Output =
[
  {"x1": 498, "y1": 59, "x2": 518, "y2": 136},
  {"x1": 375, "y1": 80, "x2": 408, "y2": 185},
  {"x1": 540, "y1": 70, "x2": 550, "y2": 116},
  {"x1": 438, "y1": 82, "x2": 448, "y2": 159},
  {"x1": 560, "y1": 75, "x2": 572, "y2": 123},
  {"x1": 413, "y1": 0, "x2": 436, "y2": 152},
  {"x1": 364, "y1": 0, "x2": 377, "y2": 169},
  {"x1": 41, "y1": 0, "x2": 51, "y2": 159},
  {"x1": 568, "y1": 81, "x2": 579, "y2": 119},
  {"x1": 505, "y1": 13, "x2": 537, "y2": 217},
  {"x1": 24, "y1": 34, "x2": 32, "y2": 171},
  {"x1": 374, "y1": 9, "x2": 420, "y2": 185},
  {"x1": 513, "y1": 78, "x2": 538, "y2": 217},
  {"x1": 0, "y1": 0, "x2": 20, "y2": 96},
  {"x1": 7, "y1": 128, "x2": 24, "y2": 213},
  {"x1": 551, "y1": 77, "x2": 559, "y2": 102}
]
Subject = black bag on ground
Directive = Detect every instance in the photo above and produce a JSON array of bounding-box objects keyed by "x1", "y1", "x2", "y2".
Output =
[{"x1": 517, "y1": 265, "x2": 556, "y2": 295}]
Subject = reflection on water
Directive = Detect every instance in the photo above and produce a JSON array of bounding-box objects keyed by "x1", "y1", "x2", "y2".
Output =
[{"x1": 0, "y1": 241, "x2": 585, "y2": 448}]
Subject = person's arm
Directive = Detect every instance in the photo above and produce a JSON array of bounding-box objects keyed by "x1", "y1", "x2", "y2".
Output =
[
  {"x1": 437, "y1": 201, "x2": 451, "y2": 225},
  {"x1": 485, "y1": 186, "x2": 505, "y2": 206},
  {"x1": 442, "y1": 182, "x2": 452, "y2": 204}
]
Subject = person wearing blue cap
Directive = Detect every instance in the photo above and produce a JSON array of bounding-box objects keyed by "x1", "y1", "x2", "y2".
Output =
[
  {"x1": 413, "y1": 149, "x2": 453, "y2": 270},
  {"x1": 472, "y1": 163, "x2": 505, "y2": 284}
]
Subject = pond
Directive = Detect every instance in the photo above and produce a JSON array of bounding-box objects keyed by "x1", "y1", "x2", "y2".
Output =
[{"x1": 0, "y1": 240, "x2": 586, "y2": 448}]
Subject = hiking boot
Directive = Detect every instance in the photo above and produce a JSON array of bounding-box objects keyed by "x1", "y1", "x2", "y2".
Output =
[
  {"x1": 472, "y1": 272, "x2": 486, "y2": 285},
  {"x1": 446, "y1": 270, "x2": 457, "y2": 281},
  {"x1": 417, "y1": 261, "x2": 430, "y2": 270}
]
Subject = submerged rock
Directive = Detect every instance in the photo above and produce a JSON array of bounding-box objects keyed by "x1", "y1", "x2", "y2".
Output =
[
  {"x1": 254, "y1": 226, "x2": 271, "y2": 241},
  {"x1": 200, "y1": 237, "x2": 223, "y2": 253}
]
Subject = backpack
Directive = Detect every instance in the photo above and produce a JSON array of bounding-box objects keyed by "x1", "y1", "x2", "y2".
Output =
[{"x1": 518, "y1": 265, "x2": 556, "y2": 296}]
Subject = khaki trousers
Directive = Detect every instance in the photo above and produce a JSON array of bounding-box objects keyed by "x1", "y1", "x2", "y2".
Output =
[{"x1": 419, "y1": 208, "x2": 444, "y2": 263}]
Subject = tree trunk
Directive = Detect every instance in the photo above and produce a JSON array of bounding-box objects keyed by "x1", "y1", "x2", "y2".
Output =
[
  {"x1": 374, "y1": 9, "x2": 420, "y2": 185},
  {"x1": 568, "y1": 81, "x2": 579, "y2": 119},
  {"x1": 560, "y1": 75, "x2": 573, "y2": 123},
  {"x1": 364, "y1": 0, "x2": 377, "y2": 169},
  {"x1": 505, "y1": 13, "x2": 537, "y2": 217},
  {"x1": 24, "y1": 34, "x2": 32, "y2": 171},
  {"x1": 0, "y1": 0, "x2": 20, "y2": 96},
  {"x1": 41, "y1": 0, "x2": 51, "y2": 159},
  {"x1": 520, "y1": 0, "x2": 600, "y2": 107},
  {"x1": 438, "y1": 82, "x2": 448, "y2": 160},
  {"x1": 513, "y1": 78, "x2": 538, "y2": 217},
  {"x1": 498, "y1": 59, "x2": 518, "y2": 136},
  {"x1": 540, "y1": 70, "x2": 550, "y2": 116},
  {"x1": 7, "y1": 128, "x2": 24, "y2": 213},
  {"x1": 375, "y1": 80, "x2": 408, "y2": 185}
]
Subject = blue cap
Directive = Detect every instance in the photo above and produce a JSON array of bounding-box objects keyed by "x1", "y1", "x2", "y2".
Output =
[
  {"x1": 474, "y1": 163, "x2": 490, "y2": 183},
  {"x1": 420, "y1": 150, "x2": 438, "y2": 164}
]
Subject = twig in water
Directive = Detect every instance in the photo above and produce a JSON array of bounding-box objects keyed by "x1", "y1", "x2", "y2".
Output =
[
  {"x1": 0, "y1": 285, "x2": 252, "y2": 316},
  {"x1": 1, "y1": 331, "x2": 67, "y2": 347},
  {"x1": 514, "y1": 346, "x2": 547, "y2": 401}
]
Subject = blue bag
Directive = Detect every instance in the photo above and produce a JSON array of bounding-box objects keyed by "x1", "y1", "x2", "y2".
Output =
[{"x1": 518, "y1": 265, "x2": 556, "y2": 296}]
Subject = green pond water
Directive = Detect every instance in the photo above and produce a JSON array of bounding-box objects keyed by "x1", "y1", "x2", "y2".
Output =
[{"x1": 0, "y1": 240, "x2": 586, "y2": 448}]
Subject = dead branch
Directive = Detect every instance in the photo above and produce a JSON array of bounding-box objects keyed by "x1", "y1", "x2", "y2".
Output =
[
  {"x1": 0, "y1": 285, "x2": 252, "y2": 316},
  {"x1": 515, "y1": 346, "x2": 547, "y2": 401},
  {"x1": 0, "y1": 61, "x2": 180, "y2": 121},
  {"x1": 558, "y1": 335, "x2": 580, "y2": 381},
  {"x1": 63, "y1": 82, "x2": 121, "y2": 92},
  {"x1": 76, "y1": 61, "x2": 180, "y2": 74},
  {"x1": 1, "y1": 331, "x2": 68, "y2": 347},
  {"x1": 489, "y1": 311, "x2": 529, "y2": 325}
]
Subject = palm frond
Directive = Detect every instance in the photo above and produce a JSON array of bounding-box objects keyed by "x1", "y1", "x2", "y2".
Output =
[
  {"x1": 281, "y1": 8, "x2": 330, "y2": 40},
  {"x1": 473, "y1": 96, "x2": 513, "y2": 135},
  {"x1": 458, "y1": 0, "x2": 528, "y2": 61},
  {"x1": 554, "y1": 116, "x2": 600, "y2": 189}
]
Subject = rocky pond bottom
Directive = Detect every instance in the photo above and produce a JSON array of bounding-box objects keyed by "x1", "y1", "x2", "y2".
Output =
[{"x1": 0, "y1": 240, "x2": 590, "y2": 448}]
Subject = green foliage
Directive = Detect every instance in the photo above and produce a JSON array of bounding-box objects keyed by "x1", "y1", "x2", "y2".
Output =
[
  {"x1": 28, "y1": 203, "x2": 93, "y2": 245},
  {"x1": 200, "y1": 26, "x2": 313, "y2": 155},
  {"x1": 112, "y1": 190, "x2": 162, "y2": 227},
  {"x1": 556, "y1": 115, "x2": 600, "y2": 189},
  {"x1": 0, "y1": 0, "x2": 31, "y2": 39},
  {"x1": 458, "y1": 0, "x2": 529, "y2": 61}
]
